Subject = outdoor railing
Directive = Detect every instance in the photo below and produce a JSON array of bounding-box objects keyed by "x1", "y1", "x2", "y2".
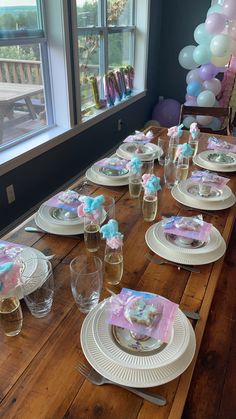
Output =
[{"x1": 0, "y1": 58, "x2": 42, "y2": 84}]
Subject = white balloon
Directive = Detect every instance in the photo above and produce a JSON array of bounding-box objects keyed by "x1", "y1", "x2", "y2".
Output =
[
  {"x1": 178, "y1": 45, "x2": 198, "y2": 70},
  {"x1": 203, "y1": 78, "x2": 221, "y2": 96},
  {"x1": 210, "y1": 34, "x2": 231, "y2": 57},
  {"x1": 196, "y1": 115, "x2": 213, "y2": 125},
  {"x1": 186, "y1": 69, "x2": 201, "y2": 84},
  {"x1": 197, "y1": 90, "x2": 215, "y2": 107}
]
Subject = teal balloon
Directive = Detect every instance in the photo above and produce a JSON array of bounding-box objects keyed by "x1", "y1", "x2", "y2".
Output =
[
  {"x1": 207, "y1": 5, "x2": 223, "y2": 16},
  {"x1": 178, "y1": 45, "x2": 198, "y2": 70},
  {"x1": 206, "y1": 117, "x2": 221, "y2": 130},
  {"x1": 183, "y1": 116, "x2": 196, "y2": 128},
  {"x1": 194, "y1": 23, "x2": 213, "y2": 45},
  {"x1": 193, "y1": 45, "x2": 211, "y2": 65},
  {"x1": 197, "y1": 90, "x2": 215, "y2": 107}
]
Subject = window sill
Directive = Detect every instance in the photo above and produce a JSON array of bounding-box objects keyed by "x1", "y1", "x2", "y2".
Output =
[{"x1": 0, "y1": 90, "x2": 146, "y2": 176}]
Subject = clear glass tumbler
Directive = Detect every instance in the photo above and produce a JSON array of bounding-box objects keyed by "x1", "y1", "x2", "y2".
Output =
[
  {"x1": 22, "y1": 259, "x2": 54, "y2": 318},
  {"x1": 0, "y1": 296, "x2": 23, "y2": 336},
  {"x1": 164, "y1": 157, "x2": 177, "y2": 189},
  {"x1": 176, "y1": 156, "x2": 189, "y2": 183},
  {"x1": 70, "y1": 255, "x2": 103, "y2": 313},
  {"x1": 142, "y1": 191, "x2": 158, "y2": 221},
  {"x1": 188, "y1": 136, "x2": 199, "y2": 158},
  {"x1": 129, "y1": 171, "x2": 142, "y2": 198},
  {"x1": 104, "y1": 243, "x2": 123, "y2": 285},
  {"x1": 84, "y1": 212, "x2": 102, "y2": 252},
  {"x1": 157, "y1": 138, "x2": 168, "y2": 166}
]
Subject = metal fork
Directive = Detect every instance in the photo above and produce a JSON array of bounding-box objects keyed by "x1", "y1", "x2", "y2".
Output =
[
  {"x1": 146, "y1": 253, "x2": 200, "y2": 273},
  {"x1": 77, "y1": 362, "x2": 167, "y2": 406}
]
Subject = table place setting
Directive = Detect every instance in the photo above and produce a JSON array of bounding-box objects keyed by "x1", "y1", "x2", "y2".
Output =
[
  {"x1": 145, "y1": 216, "x2": 226, "y2": 265},
  {"x1": 193, "y1": 150, "x2": 236, "y2": 172},
  {"x1": 79, "y1": 288, "x2": 196, "y2": 392},
  {"x1": 86, "y1": 156, "x2": 130, "y2": 186}
]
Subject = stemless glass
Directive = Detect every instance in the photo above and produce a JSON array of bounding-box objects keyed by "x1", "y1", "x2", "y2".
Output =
[
  {"x1": 176, "y1": 156, "x2": 189, "y2": 183},
  {"x1": 70, "y1": 255, "x2": 103, "y2": 313},
  {"x1": 168, "y1": 136, "x2": 179, "y2": 161},
  {"x1": 164, "y1": 157, "x2": 177, "y2": 189},
  {"x1": 84, "y1": 212, "x2": 102, "y2": 252},
  {"x1": 104, "y1": 243, "x2": 123, "y2": 285},
  {"x1": 0, "y1": 296, "x2": 23, "y2": 336},
  {"x1": 129, "y1": 170, "x2": 142, "y2": 198},
  {"x1": 21, "y1": 259, "x2": 54, "y2": 318},
  {"x1": 142, "y1": 191, "x2": 158, "y2": 221},
  {"x1": 188, "y1": 136, "x2": 199, "y2": 158},
  {"x1": 157, "y1": 138, "x2": 169, "y2": 166}
]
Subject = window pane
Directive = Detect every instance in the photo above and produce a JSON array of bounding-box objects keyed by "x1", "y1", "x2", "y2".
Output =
[
  {"x1": 107, "y1": 0, "x2": 133, "y2": 26},
  {"x1": 0, "y1": 1, "x2": 42, "y2": 33},
  {"x1": 78, "y1": 33, "x2": 101, "y2": 111},
  {"x1": 76, "y1": 0, "x2": 99, "y2": 27},
  {"x1": 0, "y1": 44, "x2": 47, "y2": 147},
  {"x1": 108, "y1": 31, "x2": 132, "y2": 69}
]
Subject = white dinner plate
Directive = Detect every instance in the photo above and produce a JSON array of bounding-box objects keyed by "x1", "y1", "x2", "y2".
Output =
[
  {"x1": 91, "y1": 301, "x2": 190, "y2": 369},
  {"x1": 38, "y1": 204, "x2": 83, "y2": 227},
  {"x1": 91, "y1": 163, "x2": 129, "y2": 181},
  {"x1": 145, "y1": 223, "x2": 226, "y2": 265},
  {"x1": 86, "y1": 167, "x2": 129, "y2": 186},
  {"x1": 177, "y1": 179, "x2": 232, "y2": 203},
  {"x1": 193, "y1": 151, "x2": 236, "y2": 172},
  {"x1": 171, "y1": 185, "x2": 236, "y2": 211},
  {"x1": 116, "y1": 147, "x2": 160, "y2": 161},
  {"x1": 118, "y1": 142, "x2": 159, "y2": 160},
  {"x1": 80, "y1": 301, "x2": 196, "y2": 388},
  {"x1": 35, "y1": 212, "x2": 84, "y2": 235}
]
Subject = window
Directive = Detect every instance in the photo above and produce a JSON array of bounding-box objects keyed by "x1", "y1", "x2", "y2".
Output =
[
  {"x1": 75, "y1": 0, "x2": 135, "y2": 119},
  {"x1": 0, "y1": 0, "x2": 150, "y2": 163},
  {"x1": 0, "y1": 0, "x2": 52, "y2": 150}
]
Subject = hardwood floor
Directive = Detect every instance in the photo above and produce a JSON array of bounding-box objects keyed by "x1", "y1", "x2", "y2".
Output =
[{"x1": 183, "y1": 222, "x2": 236, "y2": 419}]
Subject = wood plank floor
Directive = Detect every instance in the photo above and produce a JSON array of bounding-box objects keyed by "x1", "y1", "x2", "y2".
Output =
[{"x1": 183, "y1": 222, "x2": 236, "y2": 419}]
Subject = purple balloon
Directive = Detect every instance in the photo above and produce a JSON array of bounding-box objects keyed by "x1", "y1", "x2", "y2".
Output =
[
  {"x1": 152, "y1": 99, "x2": 181, "y2": 127},
  {"x1": 199, "y1": 63, "x2": 218, "y2": 80}
]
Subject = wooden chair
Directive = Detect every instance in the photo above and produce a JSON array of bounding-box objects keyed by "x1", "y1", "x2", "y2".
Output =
[{"x1": 179, "y1": 105, "x2": 233, "y2": 136}]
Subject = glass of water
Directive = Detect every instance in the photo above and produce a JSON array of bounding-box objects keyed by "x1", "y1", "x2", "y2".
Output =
[
  {"x1": 21, "y1": 259, "x2": 54, "y2": 318},
  {"x1": 164, "y1": 157, "x2": 178, "y2": 189},
  {"x1": 70, "y1": 255, "x2": 103, "y2": 313}
]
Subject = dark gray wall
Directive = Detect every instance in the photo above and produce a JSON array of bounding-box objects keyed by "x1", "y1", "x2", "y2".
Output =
[
  {"x1": 158, "y1": 0, "x2": 211, "y2": 103},
  {"x1": 0, "y1": 0, "x2": 210, "y2": 231}
]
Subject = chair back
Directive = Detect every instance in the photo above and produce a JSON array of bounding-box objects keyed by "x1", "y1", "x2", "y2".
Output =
[{"x1": 179, "y1": 105, "x2": 232, "y2": 136}]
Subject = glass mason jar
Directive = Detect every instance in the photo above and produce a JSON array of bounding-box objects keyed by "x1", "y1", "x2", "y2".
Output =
[
  {"x1": 0, "y1": 296, "x2": 23, "y2": 336},
  {"x1": 104, "y1": 243, "x2": 123, "y2": 285},
  {"x1": 129, "y1": 170, "x2": 142, "y2": 198},
  {"x1": 176, "y1": 155, "x2": 189, "y2": 183},
  {"x1": 142, "y1": 191, "x2": 158, "y2": 222}
]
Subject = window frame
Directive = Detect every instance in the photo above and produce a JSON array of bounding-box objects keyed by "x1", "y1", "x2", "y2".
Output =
[{"x1": 0, "y1": 0, "x2": 150, "y2": 175}]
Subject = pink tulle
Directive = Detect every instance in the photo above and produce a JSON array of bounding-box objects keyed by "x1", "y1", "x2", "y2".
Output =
[{"x1": 107, "y1": 236, "x2": 123, "y2": 249}]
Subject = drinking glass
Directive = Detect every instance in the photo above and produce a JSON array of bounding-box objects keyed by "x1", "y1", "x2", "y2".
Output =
[
  {"x1": 129, "y1": 171, "x2": 142, "y2": 198},
  {"x1": 21, "y1": 259, "x2": 54, "y2": 318},
  {"x1": 104, "y1": 243, "x2": 123, "y2": 285},
  {"x1": 157, "y1": 138, "x2": 169, "y2": 166},
  {"x1": 188, "y1": 137, "x2": 199, "y2": 158},
  {"x1": 103, "y1": 195, "x2": 115, "y2": 220},
  {"x1": 164, "y1": 157, "x2": 177, "y2": 189},
  {"x1": 0, "y1": 296, "x2": 23, "y2": 336},
  {"x1": 141, "y1": 158, "x2": 154, "y2": 175},
  {"x1": 70, "y1": 255, "x2": 103, "y2": 313},
  {"x1": 176, "y1": 156, "x2": 189, "y2": 183},
  {"x1": 142, "y1": 191, "x2": 158, "y2": 221},
  {"x1": 168, "y1": 137, "x2": 179, "y2": 161},
  {"x1": 84, "y1": 214, "x2": 102, "y2": 252}
]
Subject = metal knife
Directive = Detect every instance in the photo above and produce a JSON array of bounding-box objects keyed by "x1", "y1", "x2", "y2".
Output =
[
  {"x1": 146, "y1": 253, "x2": 200, "y2": 273},
  {"x1": 24, "y1": 226, "x2": 81, "y2": 239}
]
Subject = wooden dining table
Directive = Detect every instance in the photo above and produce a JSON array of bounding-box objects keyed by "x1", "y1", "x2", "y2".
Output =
[{"x1": 0, "y1": 127, "x2": 236, "y2": 419}]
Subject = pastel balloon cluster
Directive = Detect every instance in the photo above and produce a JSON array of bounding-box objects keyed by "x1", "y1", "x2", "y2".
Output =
[{"x1": 178, "y1": 0, "x2": 236, "y2": 130}]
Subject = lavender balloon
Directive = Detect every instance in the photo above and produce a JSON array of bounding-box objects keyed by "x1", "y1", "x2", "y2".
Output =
[
  {"x1": 205, "y1": 13, "x2": 226, "y2": 35},
  {"x1": 199, "y1": 63, "x2": 218, "y2": 81}
]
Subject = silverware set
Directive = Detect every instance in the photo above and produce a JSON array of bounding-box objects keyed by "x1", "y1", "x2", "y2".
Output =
[
  {"x1": 145, "y1": 253, "x2": 200, "y2": 273},
  {"x1": 77, "y1": 362, "x2": 167, "y2": 406}
]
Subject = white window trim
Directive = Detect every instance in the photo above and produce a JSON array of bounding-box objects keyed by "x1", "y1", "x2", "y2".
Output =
[{"x1": 0, "y1": 0, "x2": 150, "y2": 176}]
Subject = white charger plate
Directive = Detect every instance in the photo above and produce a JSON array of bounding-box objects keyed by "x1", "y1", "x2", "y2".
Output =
[
  {"x1": 86, "y1": 168, "x2": 129, "y2": 186},
  {"x1": 145, "y1": 223, "x2": 226, "y2": 265},
  {"x1": 119, "y1": 142, "x2": 159, "y2": 159},
  {"x1": 38, "y1": 204, "x2": 83, "y2": 227},
  {"x1": 177, "y1": 179, "x2": 232, "y2": 203},
  {"x1": 172, "y1": 185, "x2": 236, "y2": 211},
  {"x1": 91, "y1": 301, "x2": 190, "y2": 369},
  {"x1": 80, "y1": 301, "x2": 196, "y2": 388},
  {"x1": 35, "y1": 212, "x2": 84, "y2": 235},
  {"x1": 193, "y1": 152, "x2": 236, "y2": 172}
]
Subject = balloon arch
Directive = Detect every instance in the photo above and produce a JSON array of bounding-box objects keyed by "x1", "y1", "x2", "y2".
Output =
[{"x1": 178, "y1": 0, "x2": 236, "y2": 129}]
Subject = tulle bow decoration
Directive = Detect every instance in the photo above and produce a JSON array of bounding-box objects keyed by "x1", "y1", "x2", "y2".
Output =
[
  {"x1": 142, "y1": 174, "x2": 161, "y2": 194},
  {"x1": 0, "y1": 261, "x2": 20, "y2": 295},
  {"x1": 77, "y1": 195, "x2": 104, "y2": 220},
  {"x1": 176, "y1": 143, "x2": 193, "y2": 158},
  {"x1": 127, "y1": 156, "x2": 143, "y2": 174},
  {"x1": 167, "y1": 124, "x2": 184, "y2": 139},
  {"x1": 189, "y1": 122, "x2": 200, "y2": 140},
  {"x1": 100, "y1": 219, "x2": 123, "y2": 249}
]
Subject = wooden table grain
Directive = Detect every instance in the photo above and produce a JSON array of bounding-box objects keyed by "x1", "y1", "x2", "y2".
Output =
[{"x1": 0, "y1": 127, "x2": 236, "y2": 419}]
